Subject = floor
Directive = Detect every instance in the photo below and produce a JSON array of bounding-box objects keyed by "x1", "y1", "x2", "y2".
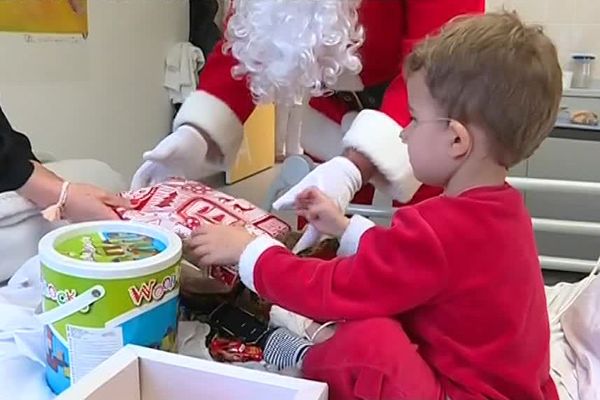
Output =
[{"x1": 208, "y1": 165, "x2": 588, "y2": 286}]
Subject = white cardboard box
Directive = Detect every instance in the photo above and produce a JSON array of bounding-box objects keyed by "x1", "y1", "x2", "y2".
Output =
[{"x1": 57, "y1": 345, "x2": 328, "y2": 400}]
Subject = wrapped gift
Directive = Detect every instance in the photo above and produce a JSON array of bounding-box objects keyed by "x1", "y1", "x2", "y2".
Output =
[{"x1": 116, "y1": 179, "x2": 291, "y2": 288}]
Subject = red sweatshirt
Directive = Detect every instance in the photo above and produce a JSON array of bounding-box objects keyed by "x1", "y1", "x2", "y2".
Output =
[{"x1": 239, "y1": 184, "x2": 557, "y2": 399}]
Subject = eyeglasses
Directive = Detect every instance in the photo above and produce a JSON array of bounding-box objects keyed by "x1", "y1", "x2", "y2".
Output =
[{"x1": 401, "y1": 117, "x2": 453, "y2": 141}]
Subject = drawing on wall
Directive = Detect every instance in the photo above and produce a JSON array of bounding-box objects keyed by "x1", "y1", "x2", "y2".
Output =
[{"x1": 0, "y1": 0, "x2": 88, "y2": 35}]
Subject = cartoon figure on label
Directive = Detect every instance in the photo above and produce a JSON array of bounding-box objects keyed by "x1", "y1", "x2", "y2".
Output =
[{"x1": 81, "y1": 236, "x2": 96, "y2": 261}]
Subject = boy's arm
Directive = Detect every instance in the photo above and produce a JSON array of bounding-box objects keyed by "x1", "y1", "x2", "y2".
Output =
[{"x1": 239, "y1": 208, "x2": 448, "y2": 322}]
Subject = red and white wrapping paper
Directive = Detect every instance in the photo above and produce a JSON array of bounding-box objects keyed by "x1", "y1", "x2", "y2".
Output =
[{"x1": 116, "y1": 179, "x2": 290, "y2": 287}]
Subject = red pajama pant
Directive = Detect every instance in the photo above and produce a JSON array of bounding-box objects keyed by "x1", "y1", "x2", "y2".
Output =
[{"x1": 302, "y1": 318, "x2": 445, "y2": 400}]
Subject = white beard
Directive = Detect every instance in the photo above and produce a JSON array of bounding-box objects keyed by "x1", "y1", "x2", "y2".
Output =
[{"x1": 223, "y1": 0, "x2": 364, "y2": 106}]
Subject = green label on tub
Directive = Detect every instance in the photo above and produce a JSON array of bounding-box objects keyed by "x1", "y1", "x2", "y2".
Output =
[
  {"x1": 41, "y1": 260, "x2": 180, "y2": 343},
  {"x1": 55, "y1": 232, "x2": 166, "y2": 263}
]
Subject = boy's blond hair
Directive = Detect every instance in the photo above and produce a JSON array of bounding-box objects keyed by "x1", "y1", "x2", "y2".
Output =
[{"x1": 405, "y1": 12, "x2": 562, "y2": 167}]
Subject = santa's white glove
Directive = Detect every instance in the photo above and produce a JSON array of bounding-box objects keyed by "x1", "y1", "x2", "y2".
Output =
[
  {"x1": 131, "y1": 125, "x2": 208, "y2": 190},
  {"x1": 273, "y1": 156, "x2": 362, "y2": 253}
]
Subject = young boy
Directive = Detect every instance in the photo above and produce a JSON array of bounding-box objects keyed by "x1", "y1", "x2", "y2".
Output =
[{"x1": 185, "y1": 12, "x2": 561, "y2": 400}]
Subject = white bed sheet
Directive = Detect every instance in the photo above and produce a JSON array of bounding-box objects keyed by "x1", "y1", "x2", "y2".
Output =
[{"x1": 0, "y1": 257, "x2": 597, "y2": 400}]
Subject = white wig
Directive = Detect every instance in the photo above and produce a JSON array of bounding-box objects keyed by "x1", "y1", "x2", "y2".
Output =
[{"x1": 223, "y1": 0, "x2": 364, "y2": 106}]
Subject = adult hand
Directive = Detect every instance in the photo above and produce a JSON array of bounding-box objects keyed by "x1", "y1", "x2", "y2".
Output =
[
  {"x1": 63, "y1": 183, "x2": 130, "y2": 222},
  {"x1": 273, "y1": 156, "x2": 362, "y2": 253},
  {"x1": 131, "y1": 125, "x2": 209, "y2": 190}
]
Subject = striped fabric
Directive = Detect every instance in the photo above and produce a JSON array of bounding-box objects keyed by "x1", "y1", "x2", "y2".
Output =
[{"x1": 262, "y1": 328, "x2": 311, "y2": 369}]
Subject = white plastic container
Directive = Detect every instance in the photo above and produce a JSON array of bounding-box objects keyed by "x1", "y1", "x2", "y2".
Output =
[{"x1": 571, "y1": 53, "x2": 596, "y2": 89}]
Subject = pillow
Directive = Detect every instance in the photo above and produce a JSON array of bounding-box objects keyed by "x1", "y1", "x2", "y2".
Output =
[{"x1": 561, "y1": 273, "x2": 600, "y2": 400}]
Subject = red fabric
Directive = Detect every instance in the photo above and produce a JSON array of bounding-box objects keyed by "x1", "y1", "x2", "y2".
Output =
[
  {"x1": 379, "y1": 0, "x2": 485, "y2": 127},
  {"x1": 303, "y1": 318, "x2": 445, "y2": 400},
  {"x1": 196, "y1": 38, "x2": 255, "y2": 124},
  {"x1": 253, "y1": 185, "x2": 556, "y2": 399},
  {"x1": 197, "y1": 0, "x2": 485, "y2": 126},
  {"x1": 199, "y1": 0, "x2": 485, "y2": 230},
  {"x1": 395, "y1": 184, "x2": 444, "y2": 207}
]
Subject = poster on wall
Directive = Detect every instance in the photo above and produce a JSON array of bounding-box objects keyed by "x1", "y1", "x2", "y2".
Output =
[{"x1": 0, "y1": 0, "x2": 88, "y2": 35}]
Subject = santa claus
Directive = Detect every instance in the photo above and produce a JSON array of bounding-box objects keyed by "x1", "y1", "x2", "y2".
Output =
[{"x1": 132, "y1": 0, "x2": 484, "y2": 250}]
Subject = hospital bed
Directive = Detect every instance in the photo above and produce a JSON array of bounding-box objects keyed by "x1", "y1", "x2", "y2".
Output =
[
  {"x1": 264, "y1": 155, "x2": 600, "y2": 399},
  {"x1": 264, "y1": 154, "x2": 600, "y2": 274},
  {"x1": 263, "y1": 152, "x2": 600, "y2": 400},
  {"x1": 1, "y1": 155, "x2": 598, "y2": 399}
]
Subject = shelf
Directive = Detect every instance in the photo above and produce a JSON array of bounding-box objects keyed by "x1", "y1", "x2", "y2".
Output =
[
  {"x1": 554, "y1": 121, "x2": 600, "y2": 132},
  {"x1": 563, "y1": 87, "x2": 600, "y2": 99}
]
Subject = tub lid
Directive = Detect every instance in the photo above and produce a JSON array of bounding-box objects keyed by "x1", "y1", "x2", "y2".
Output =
[
  {"x1": 39, "y1": 221, "x2": 182, "y2": 279},
  {"x1": 55, "y1": 231, "x2": 167, "y2": 263}
]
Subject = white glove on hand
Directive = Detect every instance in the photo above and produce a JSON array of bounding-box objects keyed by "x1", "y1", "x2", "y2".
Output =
[
  {"x1": 273, "y1": 156, "x2": 362, "y2": 253},
  {"x1": 131, "y1": 125, "x2": 208, "y2": 190}
]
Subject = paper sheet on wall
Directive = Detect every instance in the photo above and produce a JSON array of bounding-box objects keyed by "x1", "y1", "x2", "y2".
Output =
[{"x1": 0, "y1": 0, "x2": 88, "y2": 35}]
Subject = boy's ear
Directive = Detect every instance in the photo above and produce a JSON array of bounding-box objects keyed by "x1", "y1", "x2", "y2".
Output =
[{"x1": 448, "y1": 120, "x2": 472, "y2": 159}]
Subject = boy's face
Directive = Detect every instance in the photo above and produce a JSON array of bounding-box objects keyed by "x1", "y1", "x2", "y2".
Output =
[{"x1": 403, "y1": 71, "x2": 465, "y2": 188}]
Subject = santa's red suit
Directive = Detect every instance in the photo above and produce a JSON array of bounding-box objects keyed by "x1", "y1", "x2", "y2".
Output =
[{"x1": 133, "y1": 0, "x2": 484, "y2": 216}]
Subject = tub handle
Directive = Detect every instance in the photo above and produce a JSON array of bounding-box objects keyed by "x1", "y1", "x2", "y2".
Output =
[{"x1": 36, "y1": 285, "x2": 106, "y2": 325}]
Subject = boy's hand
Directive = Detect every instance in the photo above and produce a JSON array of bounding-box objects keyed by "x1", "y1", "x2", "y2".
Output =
[
  {"x1": 295, "y1": 188, "x2": 350, "y2": 237},
  {"x1": 183, "y1": 225, "x2": 254, "y2": 266}
]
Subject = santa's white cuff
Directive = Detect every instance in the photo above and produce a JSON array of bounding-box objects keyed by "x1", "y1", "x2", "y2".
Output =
[
  {"x1": 239, "y1": 235, "x2": 285, "y2": 293},
  {"x1": 173, "y1": 90, "x2": 244, "y2": 168},
  {"x1": 338, "y1": 215, "x2": 375, "y2": 257},
  {"x1": 343, "y1": 109, "x2": 421, "y2": 202}
]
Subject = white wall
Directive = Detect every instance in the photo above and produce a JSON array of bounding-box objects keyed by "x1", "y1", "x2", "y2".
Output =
[
  {"x1": 0, "y1": 0, "x2": 189, "y2": 180},
  {"x1": 487, "y1": 0, "x2": 600, "y2": 79}
]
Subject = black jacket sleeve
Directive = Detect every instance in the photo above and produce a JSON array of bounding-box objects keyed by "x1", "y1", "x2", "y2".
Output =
[{"x1": 0, "y1": 105, "x2": 38, "y2": 192}]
